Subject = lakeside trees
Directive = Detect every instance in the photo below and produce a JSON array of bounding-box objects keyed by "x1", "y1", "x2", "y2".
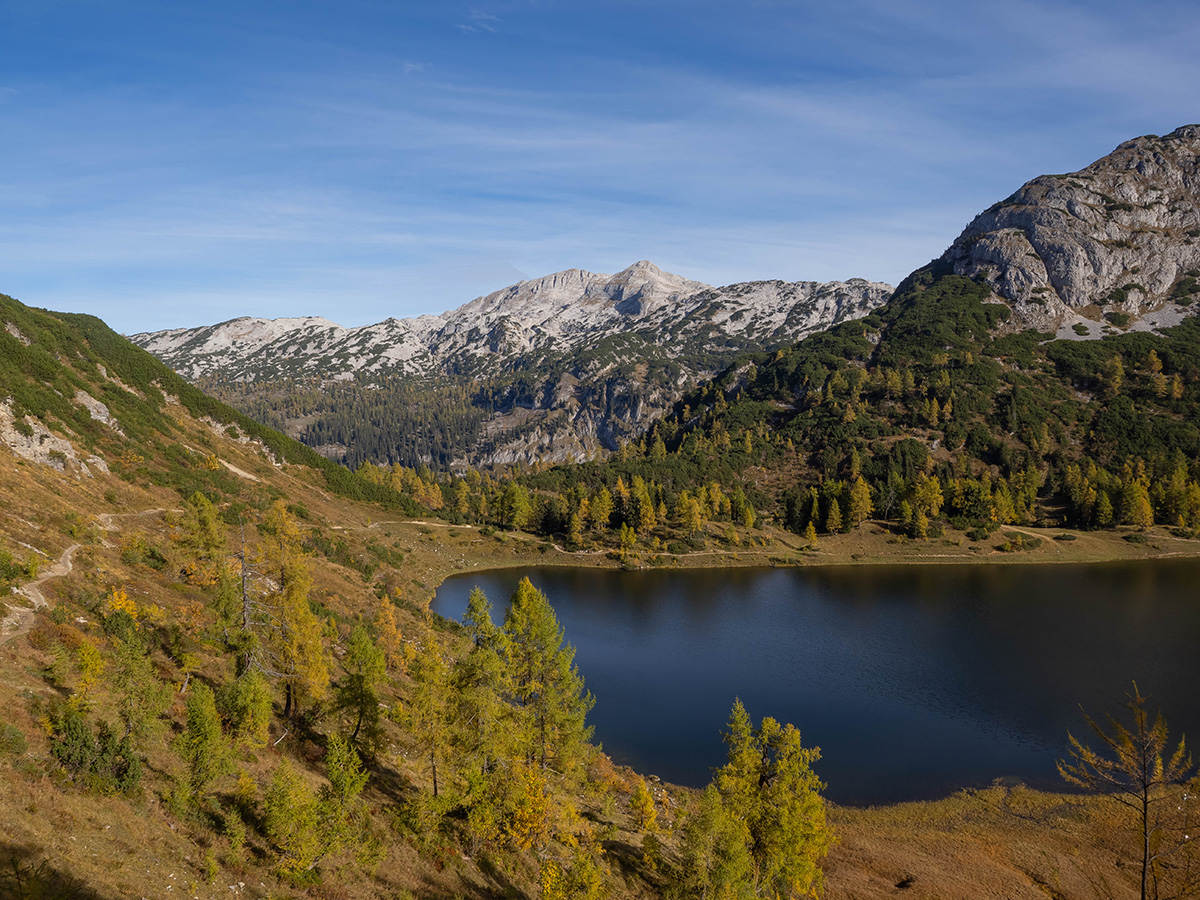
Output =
[
  {"x1": 502, "y1": 577, "x2": 594, "y2": 772},
  {"x1": 676, "y1": 699, "x2": 832, "y2": 899},
  {"x1": 23, "y1": 456, "x2": 842, "y2": 896},
  {"x1": 1060, "y1": 685, "x2": 1198, "y2": 900}
]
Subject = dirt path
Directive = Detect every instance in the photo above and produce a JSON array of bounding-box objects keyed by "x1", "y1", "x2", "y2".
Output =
[
  {"x1": 373, "y1": 520, "x2": 475, "y2": 530},
  {"x1": 0, "y1": 543, "x2": 81, "y2": 646},
  {"x1": 95, "y1": 507, "x2": 171, "y2": 531},
  {"x1": 220, "y1": 460, "x2": 260, "y2": 482},
  {"x1": 0, "y1": 508, "x2": 172, "y2": 646},
  {"x1": 329, "y1": 520, "x2": 477, "y2": 531}
]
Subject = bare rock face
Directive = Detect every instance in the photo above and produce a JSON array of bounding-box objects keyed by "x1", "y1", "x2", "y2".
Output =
[
  {"x1": 132, "y1": 261, "x2": 891, "y2": 382},
  {"x1": 1, "y1": 400, "x2": 81, "y2": 472},
  {"x1": 942, "y1": 125, "x2": 1200, "y2": 339}
]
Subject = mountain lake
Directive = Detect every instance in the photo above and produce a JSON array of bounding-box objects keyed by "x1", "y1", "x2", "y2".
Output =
[{"x1": 433, "y1": 560, "x2": 1200, "y2": 805}]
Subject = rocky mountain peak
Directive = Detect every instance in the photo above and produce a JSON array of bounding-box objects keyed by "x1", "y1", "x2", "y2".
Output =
[
  {"x1": 451, "y1": 261, "x2": 707, "y2": 323},
  {"x1": 130, "y1": 261, "x2": 892, "y2": 467},
  {"x1": 942, "y1": 124, "x2": 1200, "y2": 339},
  {"x1": 600, "y1": 260, "x2": 708, "y2": 316}
]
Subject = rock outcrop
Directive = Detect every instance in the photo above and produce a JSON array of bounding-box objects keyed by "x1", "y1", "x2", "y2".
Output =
[
  {"x1": 0, "y1": 400, "x2": 108, "y2": 476},
  {"x1": 942, "y1": 125, "x2": 1200, "y2": 339}
]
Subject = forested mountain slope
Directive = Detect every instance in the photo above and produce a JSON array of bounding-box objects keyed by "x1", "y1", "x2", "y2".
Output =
[
  {"x1": 131, "y1": 262, "x2": 891, "y2": 469},
  {"x1": 494, "y1": 127, "x2": 1200, "y2": 551}
]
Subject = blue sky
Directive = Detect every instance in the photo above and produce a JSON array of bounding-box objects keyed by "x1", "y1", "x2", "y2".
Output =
[{"x1": 2, "y1": 0, "x2": 1199, "y2": 333}]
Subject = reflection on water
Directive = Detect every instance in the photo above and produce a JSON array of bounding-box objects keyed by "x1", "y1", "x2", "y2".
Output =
[{"x1": 433, "y1": 560, "x2": 1200, "y2": 805}]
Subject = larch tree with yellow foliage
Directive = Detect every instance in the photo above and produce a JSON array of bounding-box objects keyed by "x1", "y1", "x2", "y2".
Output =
[
  {"x1": 259, "y1": 501, "x2": 329, "y2": 720},
  {"x1": 375, "y1": 594, "x2": 406, "y2": 675},
  {"x1": 676, "y1": 699, "x2": 833, "y2": 899},
  {"x1": 502, "y1": 577, "x2": 594, "y2": 774},
  {"x1": 407, "y1": 623, "x2": 453, "y2": 798}
]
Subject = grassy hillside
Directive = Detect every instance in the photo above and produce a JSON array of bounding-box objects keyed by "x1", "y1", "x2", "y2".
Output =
[
  {"x1": 0, "y1": 294, "x2": 421, "y2": 513},
  {"x1": 0, "y1": 293, "x2": 671, "y2": 899},
  {"x1": 0, "y1": 292, "x2": 833, "y2": 900}
]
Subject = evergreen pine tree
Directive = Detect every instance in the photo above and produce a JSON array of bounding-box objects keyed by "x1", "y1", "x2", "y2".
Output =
[
  {"x1": 454, "y1": 588, "x2": 513, "y2": 780},
  {"x1": 176, "y1": 683, "x2": 231, "y2": 799},
  {"x1": 337, "y1": 625, "x2": 386, "y2": 747}
]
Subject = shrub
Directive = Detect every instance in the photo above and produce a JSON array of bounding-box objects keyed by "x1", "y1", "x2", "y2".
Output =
[
  {"x1": 996, "y1": 532, "x2": 1043, "y2": 553},
  {"x1": 0, "y1": 723, "x2": 27, "y2": 757},
  {"x1": 49, "y1": 707, "x2": 142, "y2": 794},
  {"x1": 0, "y1": 548, "x2": 39, "y2": 592},
  {"x1": 101, "y1": 609, "x2": 138, "y2": 641},
  {"x1": 217, "y1": 671, "x2": 273, "y2": 749},
  {"x1": 223, "y1": 808, "x2": 247, "y2": 856}
]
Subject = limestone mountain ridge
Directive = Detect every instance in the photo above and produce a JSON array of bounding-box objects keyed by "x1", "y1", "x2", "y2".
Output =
[
  {"x1": 131, "y1": 262, "x2": 892, "y2": 468},
  {"x1": 132, "y1": 261, "x2": 890, "y2": 382},
  {"x1": 942, "y1": 124, "x2": 1200, "y2": 339}
]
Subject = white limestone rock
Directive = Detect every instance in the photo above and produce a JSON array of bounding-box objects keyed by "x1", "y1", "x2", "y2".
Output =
[
  {"x1": 942, "y1": 124, "x2": 1200, "y2": 336},
  {"x1": 130, "y1": 261, "x2": 892, "y2": 382}
]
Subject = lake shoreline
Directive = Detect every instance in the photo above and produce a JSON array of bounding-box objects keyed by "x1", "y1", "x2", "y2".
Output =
[
  {"x1": 433, "y1": 555, "x2": 1200, "y2": 808},
  {"x1": 399, "y1": 518, "x2": 1188, "y2": 895},
  {"x1": 417, "y1": 520, "x2": 1200, "y2": 596}
]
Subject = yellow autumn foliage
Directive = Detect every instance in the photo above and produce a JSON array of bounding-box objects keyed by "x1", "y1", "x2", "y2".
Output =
[{"x1": 104, "y1": 586, "x2": 139, "y2": 626}]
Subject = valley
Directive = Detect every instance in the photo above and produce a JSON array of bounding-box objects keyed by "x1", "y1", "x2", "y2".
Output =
[{"x1": 0, "y1": 426, "x2": 1185, "y2": 899}]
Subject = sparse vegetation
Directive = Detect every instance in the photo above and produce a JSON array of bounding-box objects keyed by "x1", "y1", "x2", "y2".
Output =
[{"x1": 1059, "y1": 684, "x2": 1199, "y2": 900}]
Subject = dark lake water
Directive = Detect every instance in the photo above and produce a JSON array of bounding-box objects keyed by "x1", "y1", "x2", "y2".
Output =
[{"x1": 432, "y1": 561, "x2": 1200, "y2": 805}]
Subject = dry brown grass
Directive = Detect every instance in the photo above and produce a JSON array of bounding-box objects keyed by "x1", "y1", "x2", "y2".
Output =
[
  {"x1": 1, "y1": 405, "x2": 1193, "y2": 899},
  {"x1": 827, "y1": 784, "x2": 1144, "y2": 900}
]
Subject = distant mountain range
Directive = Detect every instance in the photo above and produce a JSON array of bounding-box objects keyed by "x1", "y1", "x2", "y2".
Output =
[
  {"x1": 131, "y1": 126, "x2": 1200, "y2": 471},
  {"x1": 132, "y1": 261, "x2": 891, "y2": 382},
  {"x1": 131, "y1": 262, "x2": 892, "y2": 468}
]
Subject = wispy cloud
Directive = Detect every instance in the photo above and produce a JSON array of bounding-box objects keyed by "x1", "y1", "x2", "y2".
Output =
[
  {"x1": 2, "y1": 0, "x2": 1198, "y2": 331},
  {"x1": 458, "y1": 10, "x2": 500, "y2": 33}
]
